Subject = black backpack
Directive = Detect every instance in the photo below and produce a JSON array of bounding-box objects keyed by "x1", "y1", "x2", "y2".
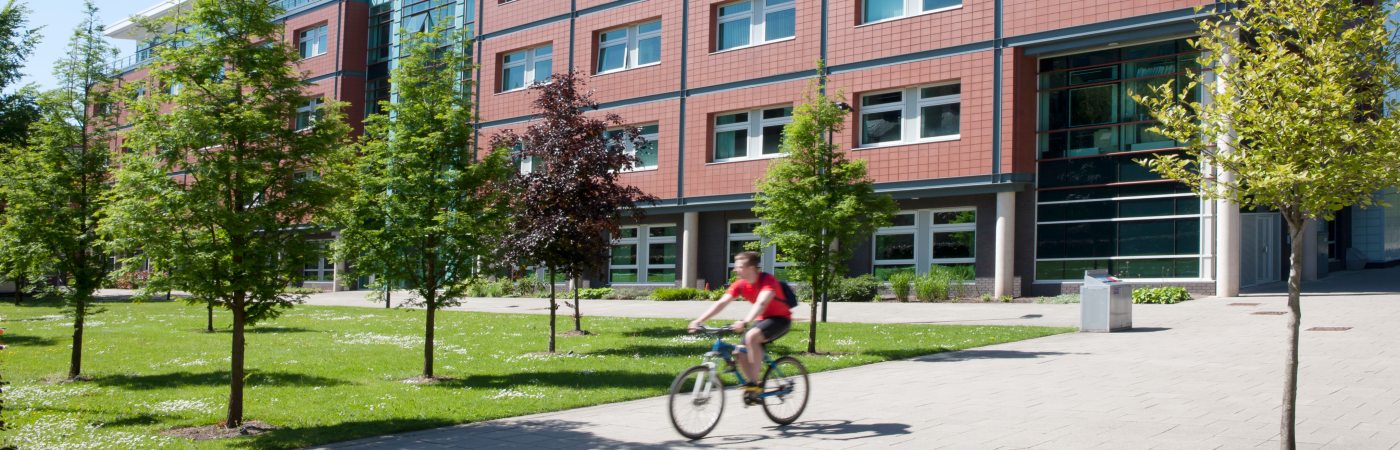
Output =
[{"x1": 763, "y1": 273, "x2": 799, "y2": 308}]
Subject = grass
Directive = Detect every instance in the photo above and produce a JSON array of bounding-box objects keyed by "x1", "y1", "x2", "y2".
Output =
[{"x1": 0, "y1": 298, "x2": 1072, "y2": 449}]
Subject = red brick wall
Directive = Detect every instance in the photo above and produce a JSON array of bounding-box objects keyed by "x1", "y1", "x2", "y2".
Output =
[
  {"x1": 590, "y1": 100, "x2": 681, "y2": 199},
  {"x1": 477, "y1": 20, "x2": 570, "y2": 122},
  {"x1": 1003, "y1": 0, "x2": 1207, "y2": 38},
  {"x1": 685, "y1": 0, "x2": 822, "y2": 89},
  {"x1": 480, "y1": 0, "x2": 571, "y2": 35},
  {"x1": 828, "y1": 0, "x2": 993, "y2": 65},
  {"x1": 682, "y1": 79, "x2": 809, "y2": 198},
  {"x1": 1007, "y1": 47, "x2": 1038, "y2": 174},
  {"x1": 574, "y1": 1, "x2": 683, "y2": 104}
]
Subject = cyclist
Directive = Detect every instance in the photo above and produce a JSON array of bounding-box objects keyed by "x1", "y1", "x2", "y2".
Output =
[{"x1": 688, "y1": 251, "x2": 791, "y2": 405}]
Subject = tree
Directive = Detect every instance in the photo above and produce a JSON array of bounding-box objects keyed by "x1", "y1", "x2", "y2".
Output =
[
  {"x1": 330, "y1": 27, "x2": 511, "y2": 380},
  {"x1": 1136, "y1": 1, "x2": 1400, "y2": 447},
  {"x1": 0, "y1": 0, "x2": 39, "y2": 147},
  {"x1": 102, "y1": 0, "x2": 351, "y2": 428},
  {"x1": 751, "y1": 65, "x2": 897, "y2": 354},
  {"x1": 0, "y1": 0, "x2": 118, "y2": 380},
  {"x1": 493, "y1": 71, "x2": 655, "y2": 351}
]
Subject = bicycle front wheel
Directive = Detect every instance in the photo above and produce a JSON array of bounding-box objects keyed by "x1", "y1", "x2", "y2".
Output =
[
  {"x1": 760, "y1": 356, "x2": 809, "y2": 425},
  {"x1": 667, "y1": 365, "x2": 725, "y2": 440}
]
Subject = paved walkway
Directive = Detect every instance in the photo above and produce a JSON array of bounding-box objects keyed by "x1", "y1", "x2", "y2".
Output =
[{"x1": 299, "y1": 266, "x2": 1400, "y2": 449}]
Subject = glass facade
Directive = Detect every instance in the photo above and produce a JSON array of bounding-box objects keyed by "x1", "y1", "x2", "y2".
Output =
[
  {"x1": 1035, "y1": 38, "x2": 1205, "y2": 281},
  {"x1": 610, "y1": 225, "x2": 677, "y2": 284}
]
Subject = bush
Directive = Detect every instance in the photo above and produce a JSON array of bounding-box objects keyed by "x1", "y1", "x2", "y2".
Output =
[
  {"x1": 887, "y1": 271, "x2": 915, "y2": 302},
  {"x1": 283, "y1": 286, "x2": 321, "y2": 295},
  {"x1": 1132, "y1": 286, "x2": 1192, "y2": 304},
  {"x1": 576, "y1": 287, "x2": 613, "y2": 299},
  {"x1": 650, "y1": 288, "x2": 709, "y2": 301},
  {"x1": 1035, "y1": 293, "x2": 1080, "y2": 304},
  {"x1": 463, "y1": 278, "x2": 513, "y2": 298},
  {"x1": 603, "y1": 287, "x2": 650, "y2": 300},
  {"x1": 912, "y1": 274, "x2": 943, "y2": 302},
  {"x1": 829, "y1": 275, "x2": 880, "y2": 302},
  {"x1": 707, "y1": 288, "x2": 726, "y2": 300}
]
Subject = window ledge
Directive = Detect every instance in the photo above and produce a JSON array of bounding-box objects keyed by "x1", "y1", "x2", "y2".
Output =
[
  {"x1": 593, "y1": 62, "x2": 662, "y2": 78},
  {"x1": 496, "y1": 81, "x2": 551, "y2": 95},
  {"x1": 298, "y1": 53, "x2": 327, "y2": 62},
  {"x1": 620, "y1": 166, "x2": 659, "y2": 173},
  {"x1": 709, "y1": 36, "x2": 796, "y2": 56},
  {"x1": 855, "y1": 5, "x2": 963, "y2": 29},
  {"x1": 852, "y1": 135, "x2": 960, "y2": 151},
  {"x1": 708, "y1": 152, "x2": 787, "y2": 165}
]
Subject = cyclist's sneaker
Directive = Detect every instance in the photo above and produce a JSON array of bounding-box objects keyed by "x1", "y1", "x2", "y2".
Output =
[{"x1": 742, "y1": 383, "x2": 762, "y2": 406}]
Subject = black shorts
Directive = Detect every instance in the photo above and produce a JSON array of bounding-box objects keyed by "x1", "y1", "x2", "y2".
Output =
[{"x1": 753, "y1": 317, "x2": 791, "y2": 344}]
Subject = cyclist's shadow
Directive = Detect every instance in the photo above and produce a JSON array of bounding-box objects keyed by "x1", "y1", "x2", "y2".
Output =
[{"x1": 695, "y1": 419, "x2": 911, "y2": 445}]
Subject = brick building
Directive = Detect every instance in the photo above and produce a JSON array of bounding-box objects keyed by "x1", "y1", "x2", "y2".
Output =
[{"x1": 102, "y1": 0, "x2": 1400, "y2": 297}]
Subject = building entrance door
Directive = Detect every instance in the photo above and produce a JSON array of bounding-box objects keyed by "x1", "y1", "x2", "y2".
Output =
[{"x1": 1241, "y1": 213, "x2": 1282, "y2": 287}]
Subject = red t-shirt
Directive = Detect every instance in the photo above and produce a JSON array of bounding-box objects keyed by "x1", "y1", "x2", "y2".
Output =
[{"x1": 726, "y1": 273, "x2": 791, "y2": 320}]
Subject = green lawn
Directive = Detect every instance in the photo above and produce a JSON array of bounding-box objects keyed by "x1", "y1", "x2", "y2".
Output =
[{"x1": 0, "y1": 298, "x2": 1071, "y2": 449}]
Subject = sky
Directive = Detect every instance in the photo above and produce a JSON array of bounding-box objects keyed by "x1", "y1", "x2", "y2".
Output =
[{"x1": 13, "y1": 0, "x2": 158, "y2": 90}]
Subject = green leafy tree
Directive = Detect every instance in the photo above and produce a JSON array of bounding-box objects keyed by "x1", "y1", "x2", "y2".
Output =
[
  {"x1": 0, "y1": 0, "x2": 40, "y2": 303},
  {"x1": 0, "y1": 1, "x2": 117, "y2": 380},
  {"x1": 330, "y1": 27, "x2": 512, "y2": 380},
  {"x1": 1136, "y1": 1, "x2": 1400, "y2": 446},
  {"x1": 752, "y1": 65, "x2": 897, "y2": 354},
  {"x1": 102, "y1": 0, "x2": 351, "y2": 427},
  {"x1": 492, "y1": 71, "x2": 655, "y2": 351}
]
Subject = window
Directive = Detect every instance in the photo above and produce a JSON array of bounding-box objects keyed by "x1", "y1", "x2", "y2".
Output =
[
  {"x1": 727, "y1": 220, "x2": 791, "y2": 279},
  {"x1": 597, "y1": 20, "x2": 661, "y2": 74},
  {"x1": 298, "y1": 24, "x2": 328, "y2": 59},
  {"x1": 501, "y1": 45, "x2": 553, "y2": 92},
  {"x1": 713, "y1": 106, "x2": 792, "y2": 162},
  {"x1": 510, "y1": 145, "x2": 544, "y2": 175},
  {"x1": 303, "y1": 240, "x2": 334, "y2": 282},
  {"x1": 871, "y1": 209, "x2": 975, "y2": 280},
  {"x1": 862, "y1": 0, "x2": 961, "y2": 24},
  {"x1": 859, "y1": 83, "x2": 959, "y2": 147},
  {"x1": 604, "y1": 124, "x2": 660, "y2": 171},
  {"x1": 610, "y1": 225, "x2": 677, "y2": 284},
  {"x1": 716, "y1": 0, "x2": 795, "y2": 51},
  {"x1": 295, "y1": 98, "x2": 324, "y2": 130}
]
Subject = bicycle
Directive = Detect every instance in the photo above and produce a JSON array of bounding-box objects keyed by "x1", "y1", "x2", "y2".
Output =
[{"x1": 667, "y1": 325, "x2": 810, "y2": 440}]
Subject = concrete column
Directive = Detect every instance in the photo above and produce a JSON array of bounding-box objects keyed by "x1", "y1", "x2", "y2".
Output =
[
  {"x1": 1213, "y1": 36, "x2": 1241, "y2": 298},
  {"x1": 681, "y1": 211, "x2": 700, "y2": 289},
  {"x1": 994, "y1": 191, "x2": 1016, "y2": 298}
]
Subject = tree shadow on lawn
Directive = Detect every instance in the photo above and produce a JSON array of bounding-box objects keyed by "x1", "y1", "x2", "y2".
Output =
[
  {"x1": 432, "y1": 370, "x2": 674, "y2": 390},
  {"x1": 236, "y1": 418, "x2": 687, "y2": 450},
  {"x1": 0, "y1": 334, "x2": 59, "y2": 346},
  {"x1": 212, "y1": 326, "x2": 319, "y2": 334},
  {"x1": 622, "y1": 326, "x2": 691, "y2": 339},
  {"x1": 94, "y1": 371, "x2": 351, "y2": 390},
  {"x1": 891, "y1": 348, "x2": 1076, "y2": 362}
]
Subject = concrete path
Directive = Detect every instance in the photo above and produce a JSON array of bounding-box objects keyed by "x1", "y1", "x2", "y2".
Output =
[{"x1": 302, "y1": 266, "x2": 1400, "y2": 449}]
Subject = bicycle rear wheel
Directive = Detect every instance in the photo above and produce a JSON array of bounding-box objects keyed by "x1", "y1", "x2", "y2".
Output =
[
  {"x1": 667, "y1": 365, "x2": 725, "y2": 440},
  {"x1": 760, "y1": 356, "x2": 809, "y2": 425}
]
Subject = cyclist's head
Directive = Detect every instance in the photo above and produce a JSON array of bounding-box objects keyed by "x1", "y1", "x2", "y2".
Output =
[{"x1": 732, "y1": 251, "x2": 761, "y2": 282}]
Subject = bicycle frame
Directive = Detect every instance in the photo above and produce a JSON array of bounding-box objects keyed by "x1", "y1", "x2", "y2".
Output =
[{"x1": 699, "y1": 335, "x2": 791, "y2": 399}]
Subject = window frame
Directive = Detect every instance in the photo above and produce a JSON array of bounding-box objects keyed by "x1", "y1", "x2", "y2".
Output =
[
  {"x1": 860, "y1": 0, "x2": 962, "y2": 26},
  {"x1": 712, "y1": 106, "x2": 793, "y2": 163},
  {"x1": 609, "y1": 224, "x2": 679, "y2": 285},
  {"x1": 929, "y1": 207, "x2": 976, "y2": 266},
  {"x1": 500, "y1": 44, "x2": 553, "y2": 93},
  {"x1": 858, "y1": 82, "x2": 961, "y2": 148},
  {"x1": 715, "y1": 0, "x2": 796, "y2": 53},
  {"x1": 870, "y1": 208, "x2": 977, "y2": 278},
  {"x1": 726, "y1": 220, "x2": 790, "y2": 276},
  {"x1": 295, "y1": 97, "x2": 324, "y2": 130},
  {"x1": 596, "y1": 20, "x2": 662, "y2": 75},
  {"x1": 606, "y1": 123, "x2": 660, "y2": 172},
  {"x1": 297, "y1": 24, "x2": 328, "y2": 59},
  {"x1": 303, "y1": 239, "x2": 334, "y2": 282}
]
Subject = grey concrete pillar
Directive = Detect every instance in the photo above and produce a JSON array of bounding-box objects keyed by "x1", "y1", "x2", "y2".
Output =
[
  {"x1": 1213, "y1": 36, "x2": 1241, "y2": 298},
  {"x1": 682, "y1": 211, "x2": 700, "y2": 289},
  {"x1": 994, "y1": 191, "x2": 1015, "y2": 298}
]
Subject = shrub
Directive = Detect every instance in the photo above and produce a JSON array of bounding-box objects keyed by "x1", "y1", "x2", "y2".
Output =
[
  {"x1": 463, "y1": 278, "x2": 513, "y2": 298},
  {"x1": 1035, "y1": 293, "x2": 1080, "y2": 304},
  {"x1": 283, "y1": 286, "x2": 321, "y2": 295},
  {"x1": 512, "y1": 278, "x2": 545, "y2": 297},
  {"x1": 829, "y1": 275, "x2": 880, "y2": 302},
  {"x1": 650, "y1": 288, "x2": 708, "y2": 301},
  {"x1": 1132, "y1": 286, "x2": 1192, "y2": 304},
  {"x1": 707, "y1": 288, "x2": 726, "y2": 300},
  {"x1": 913, "y1": 274, "x2": 943, "y2": 302},
  {"x1": 603, "y1": 287, "x2": 650, "y2": 300},
  {"x1": 576, "y1": 287, "x2": 613, "y2": 299},
  {"x1": 887, "y1": 271, "x2": 915, "y2": 301}
]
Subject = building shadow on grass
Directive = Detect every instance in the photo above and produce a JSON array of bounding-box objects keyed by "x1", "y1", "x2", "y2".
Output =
[
  {"x1": 94, "y1": 371, "x2": 350, "y2": 390},
  {"x1": 429, "y1": 370, "x2": 673, "y2": 391}
]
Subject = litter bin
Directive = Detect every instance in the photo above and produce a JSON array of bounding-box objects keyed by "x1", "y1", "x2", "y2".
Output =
[{"x1": 1080, "y1": 269, "x2": 1132, "y2": 332}]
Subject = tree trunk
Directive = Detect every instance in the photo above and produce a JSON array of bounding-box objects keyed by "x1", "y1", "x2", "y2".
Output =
[
  {"x1": 572, "y1": 275, "x2": 582, "y2": 333},
  {"x1": 226, "y1": 295, "x2": 246, "y2": 428},
  {"x1": 424, "y1": 301, "x2": 435, "y2": 379},
  {"x1": 69, "y1": 301, "x2": 85, "y2": 379},
  {"x1": 384, "y1": 284, "x2": 391, "y2": 309},
  {"x1": 807, "y1": 273, "x2": 819, "y2": 354},
  {"x1": 1281, "y1": 212, "x2": 1305, "y2": 450},
  {"x1": 547, "y1": 267, "x2": 557, "y2": 353},
  {"x1": 14, "y1": 276, "x2": 23, "y2": 305},
  {"x1": 207, "y1": 303, "x2": 214, "y2": 332}
]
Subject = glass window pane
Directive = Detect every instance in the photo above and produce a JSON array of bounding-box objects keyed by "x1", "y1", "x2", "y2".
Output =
[
  {"x1": 618, "y1": 228, "x2": 638, "y2": 238},
  {"x1": 762, "y1": 107, "x2": 792, "y2": 119},
  {"x1": 934, "y1": 210, "x2": 975, "y2": 225},
  {"x1": 639, "y1": 124, "x2": 660, "y2": 135},
  {"x1": 862, "y1": 91, "x2": 902, "y2": 106},
  {"x1": 1068, "y1": 85, "x2": 1116, "y2": 127},
  {"x1": 873, "y1": 265, "x2": 915, "y2": 281},
  {"x1": 921, "y1": 84, "x2": 960, "y2": 98},
  {"x1": 610, "y1": 269, "x2": 639, "y2": 283},
  {"x1": 637, "y1": 36, "x2": 661, "y2": 65},
  {"x1": 874, "y1": 234, "x2": 915, "y2": 260},
  {"x1": 534, "y1": 45, "x2": 552, "y2": 57},
  {"x1": 1067, "y1": 66, "x2": 1118, "y2": 85},
  {"x1": 864, "y1": 0, "x2": 903, "y2": 22},
  {"x1": 718, "y1": 18, "x2": 750, "y2": 50},
  {"x1": 1119, "y1": 198, "x2": 1174, "y2": 218},
  {"x1": 761, "y1": 124, "x2": 784, "y2": 154},
  {"x1": 600, "y1": 29, "x2": 628, "y2": 42},
  {"x1": 504, "y1": 51, "x2": 525, "y2": 64},
  {"x1": 890, "y1": 213, "x2": 916, "y2": 227},
  {"x1": 715, "y1": 129, "x2": 748, "y2": 159},
  {"x1": 1176, "y1": 218, "x2": 1200, "y2": 254},
  {"x1": 638, "y1": 20, "x2": 662, "y2": 34},
  {"x1": 719, "y1": 1, "x2": 752, "y2": 16},
  {"x1": 611, "y1": 244, "x2": 637, "y2": 265},
  {"x1": 649, "y1": 226, "x2": 677, "y2": 238},
  {"x1": 861, "y1": 110, "x2": 902, "y2": 145},
  {"x1": 647, "y1": 268, "x2": 677, "y2": 283},
  {"x1": 502, "y1": 65, "x2": 524, "y2": 91},
  {"x1": 764, "y1": 8, "x2": 795, "y2": 41},
  {"x1": 649, "y1": 243, "x2": 677, "y2": 265},
  {"x1": 730, "y1": 222, "x2": 759, "y2": 234},
  {"x1": 1118, "y1": 220, "x2": 1174, "y2": 256},
  {"x1": 635, "y1": 140, "x2": 658, "y2": 167},
  {"x1": 716, "y1": 112, "x2": 748, "y2": 125},
  {"x1": 923, "y1": 0, "x2": 960, "y2": 11},
  {"x1": 933, "y1": 231, "x2": 975, "y2": 259},
  {"x1": 729, "y1": 239, "x2": 757, "y2": 256},
  {"x1": 920, "y1": 103, "x2": 959, "y2": 138},
  {"x1": 598, "y1": 44, "x2": 626, "y2": 72},
  {"x1": 533, "y1": 57, "x2": 552, "y2": 82}
]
